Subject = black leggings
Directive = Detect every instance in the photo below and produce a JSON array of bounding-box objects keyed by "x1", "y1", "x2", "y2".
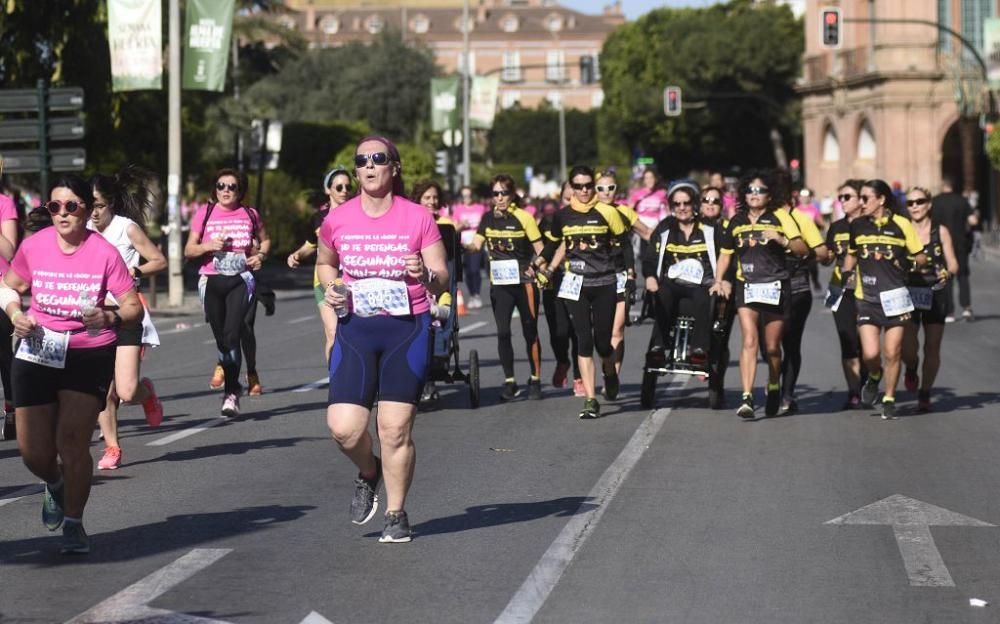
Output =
[
  {"x1": 242, "y1": 294, "x2": 258, "y2": 374},
  {"x1": 542, "y1": 286, "x2": 579, "y2": 378},
  {"x1": 491, "y1": 282, "x2": 541, "y2": 380},
  {"x1": 204, "y1": 274, "x2": 255, "y2": 395},
  {"x1": 563, "y1": 283, "x2": 617, "y2": 359},
  {"x1": 653, "y1": 281, "x2": 711, "y2": 355},
  {"x1": 780, "y1": 290, "x2": 813, "y2": 400},
  {"x1": 833, "y1": 291, "x2": 860, "y2": 360},
  {"x1": 0, "y1": 311, "x2": 13, "y2": 404}
]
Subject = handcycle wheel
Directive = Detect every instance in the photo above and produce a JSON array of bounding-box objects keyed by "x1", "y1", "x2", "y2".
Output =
[
  {"x1": 640, "y1": 370, "x2": 657, "y2": 409},
  {"x1": 468, "y1": 349, "x2": 480, "y2": 408}
]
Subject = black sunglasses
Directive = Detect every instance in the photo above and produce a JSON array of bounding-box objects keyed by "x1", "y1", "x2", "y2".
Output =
[
  {"x1": 493, "y1": 189, "x2": 512, "y2": 197},
  {"x1": 331, "y1": 183, "x2": 351, "y2": 192},
  {"x1": 46, "y1": 200, "x2": 83, "y2": 215},
  {"x1": 702, "y1": 197, "x2": 721, "y2": 206},
  {"x1": 571, "y1": 182, "x2": 595, "y2": 191},
  {"x1": 837, "y1": 193, "x2": 855, "y2": 202},
  {"x1": 907, "y1": 198, "x2": 929, "y2": 207},
  {"x1": 671, "y1": 200, "x2": 693, "y2": 207},
  {"x1": 747, "y1": 186, "x2": 769, "y2": 195},
  {"x1": 216, "y1": 182, "x2": 239, "y2": 192},
  {"x1": 354, "y1": 152, "x2": 391, "y2": 168},
  {"x1": 859, "y1": 194, "x2": 871, "y2": 203}
]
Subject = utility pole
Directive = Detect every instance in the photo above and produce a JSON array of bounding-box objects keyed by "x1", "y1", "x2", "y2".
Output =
[
  {"x1": 167, "y1": 0, "x2": 183, "y2": 306},
  {"x1": 461, "y1": 0, "x2": 471, "y2": 186},
  {"x1": 557, "y1": 96, "x2": 566, "y2": 182}
]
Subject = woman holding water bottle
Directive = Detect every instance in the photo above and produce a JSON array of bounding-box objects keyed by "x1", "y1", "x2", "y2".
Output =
[
  {"x1": 316, "y1": 136, "x2": 448, "y2": 544},
  {"x1": 0, "y1": 174, "x2": 141, "y2": 554}
]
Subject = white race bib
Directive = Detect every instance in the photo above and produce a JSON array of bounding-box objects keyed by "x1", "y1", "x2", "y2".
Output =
[
  {"x1": 557, "y1": 272, "x2": 584, "y2": 301},
  {"x1": 667, "y1": 259, "x2": 705, "y2": 286},
  {"x1": 616, "y1": 271, "x2": 628, "y2": 294},
  {"x1": 213, "y1": 251, "x2": 247, "y2": 276},
  {"x1": 351, "y1": 278, "x2": 411, "y2": 317},
  {"x1": 490, "y1": 259, "x2": 521, "y2": 286},
  {"x1": 460, "y1": 230, "x2": 476, "y2": 247},
  {"x1": 880, "y1": 286, "x2": 914, "y2": 316},
  {"x1": 907, "y1": 287, "x2": 933, "y2": 311},
  {"x1": 744, "y1": 280, "x2": 782, "y2": 306},
  {"x1": 16, "y1": 327, "x2": 69, "y2": 369}
]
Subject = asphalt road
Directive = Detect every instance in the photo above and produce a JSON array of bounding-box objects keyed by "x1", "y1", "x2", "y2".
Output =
[{"x1": 2, "y1": 256, "x2": 1000, "y2": 624}]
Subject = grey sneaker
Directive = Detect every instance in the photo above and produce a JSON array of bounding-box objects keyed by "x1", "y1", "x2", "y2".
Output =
[
  {"x1": 43, "y1": 483, "x2": 64, "y2": 531},
  {"x1": 527, "y1": 379, "x2": 542, "y2": 400},
  {"x1": 378, "y1": 510, "x2": 412, "y2": 543},
  {"x1": 350, "y1": 457, "x2": 381, "y2": 525},
  {"x1": 60, "y1": 522, "x2": 90, "y2": 554},
  {"x1": 860, "y1": 375, "x2": 880, "y2": 408},
  {"x1": 881, "y1": 400, "x2": 898, "y2": 421}
]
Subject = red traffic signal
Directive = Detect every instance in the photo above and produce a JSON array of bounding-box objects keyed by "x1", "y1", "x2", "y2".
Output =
[
  {"x1": 821, "y1": 7, "x2": 842, "y2": 48},
  {"x1": 664, "y1": 86, "x2": 682, "y2": 117}
]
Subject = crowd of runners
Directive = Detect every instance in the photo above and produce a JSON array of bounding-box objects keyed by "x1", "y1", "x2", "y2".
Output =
[{"x1": 0, "y1": 134, "x2": 984, "y2": 550}]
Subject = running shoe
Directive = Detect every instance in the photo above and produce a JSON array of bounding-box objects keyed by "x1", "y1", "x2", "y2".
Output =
[
  {"x1": 209, "y1": 364, "x2": 224, "y2": 389},
  {"x1": 765, "y1": 388, "x2": 781, "y2": 417},
  {"x1": 689, "y1": 348, "x2": 708, "y2": 369},
  {"x1": 603, "y1": 372, "x2": 620, "y2": 400},
  {"x1": 904, "y1": 369, "x2": 918, "y2": 393},
  {"x1": 944, "y1": 315, "x2": 956, "y2": 324},
  {"x1": 378, "y1": 510, "x2": 412, "y2": 543},
  {"x1": 579, "y1": 398, "x2": 601, "y2": 419},
  {"x1": 468, "y1": 295, "x2": 483, "y2": 309},
  {"x1": 843, "y1": 393, "x2": 862, "y2": 410},
  {"x1": 780, "y1": 398, "x2": 798, "y2": 414},
  {"x1": 247, "y1": 371, "x2": 262, "y2": 396},
  {"x1": 963, "y1": 308, "x2": 975, "y2": 322},
  {"x1": 881, "y1": 400, "x2": 898, "y2": 420},
  {"x1": 917, "y1": 390, "x2": 932, "y2": 413},
  {"x1": 97, "y1": 446, "x2": 122, "y2": 470},
  {"x1": 528, "y1": 379, "x2": 542, "y2": 400},
  {"x1": 500, "y1": 381, "x2": 521, "y2": 401},
  {"x1": 572, "y1": 378, "x2": 585, "y2": 397},
  {"x1": 351, "y1": 457, "x2": 382, "y2": 525},
  {"x1": 1, "y1": 408, "x2": 14, "y2": 442},
  {"x1": 60, "y1": 522, "x2": 90, "y2": 555},
  {"x1": 220, "y1": 394, "x2": 240, "y2": 418},
  {"x1": 551, "y1": 362, "x2": 570, "y2": 388},
  {"x1": 43, "y1": 483, "x2": 64, "y2": 531},
  {"x1": 737, "y1": 394, "x2": 755, "y2": 419},
  {"x1": 140, "y1": 378, "x2": 163, "y2": 427},
  {"x1": 860, "y1": 376, "x2": 881, "y2": 408}
]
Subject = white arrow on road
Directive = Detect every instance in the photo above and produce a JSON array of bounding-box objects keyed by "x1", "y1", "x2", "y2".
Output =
[{"x1": 826, "y1": 494, "x2": 995, "y2": 587}]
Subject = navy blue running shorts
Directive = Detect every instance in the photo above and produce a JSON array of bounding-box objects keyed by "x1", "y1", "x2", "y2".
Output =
[{"x1": 328, "y1": 312, "x2": 432, "y2": 409}]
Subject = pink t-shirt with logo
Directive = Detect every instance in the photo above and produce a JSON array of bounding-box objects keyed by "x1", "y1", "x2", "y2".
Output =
[
  {"x1": 9, "y1": 228, "x2": 135, "y2": 349},
  {"x1": 190, "y1": 204, "x2": 261, "y2": 275},
  {"x1": 0, "y1": 194, "x2": 19, "y2": 275},
  {"x1": 451, "y1": 202, "x2": 487, "y2": 232},
  {"x1": 628, "y1": 188, "x2": 668, "y2": 227},
  {"x1": 321, "y1": 195, "x2": 441, "y2": 315}
]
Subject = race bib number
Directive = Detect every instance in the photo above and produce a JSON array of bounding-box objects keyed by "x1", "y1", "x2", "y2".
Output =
[
  {"x1": 667, "y1": 259, "x2": 705, "y2": 286},
  {"x1": 908, "y1": 287, "x2": 933, "y2": 311},
  {"x1": 213, "y1": 251, "x2": 247, "y2": 275},
  {"x1": 351, "y1": 278, "x2": 411, "y2": 317},
  {"x1": 744, "y1": 280, "x2": 782, "y2": 306},
  {"x1": 616, "y1": 271, "x2": 628, "y2": 294},
  {"x1": 558, "y1": 272, "x2": 584, "y2": 301},
  {"x1": 490, "y1": 259, "x2": 521, "y2": 286},
  {"x1": 460, "y1": 230, "x2": 476, "y2": 247},
  {"x1": 825, "y1": 286, "x2": 844, "y2": 312},
  {"x1": 880, "y1": 286, "x2": 915, "y2": 316},
  {"x1": 16, "y1": 327, "x2": 69, "y2": 369}
]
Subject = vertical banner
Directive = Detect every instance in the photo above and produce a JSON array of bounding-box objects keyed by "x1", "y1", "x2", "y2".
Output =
[
  {"x1": 431, "y1": 77, "x2": 460, "y2": 132},
  {"x1": 107, "y1": 0, "x2": 163, "y2": 91},
  {"x1": 985, "y1": 18, "x2": 1000, "y2": 89},
  {"x1": 469, "y1": 76, "x2": 499, "y2": 130},
  {"x1": 182, "y1": 0, "x2": 236, "y2": 92}
]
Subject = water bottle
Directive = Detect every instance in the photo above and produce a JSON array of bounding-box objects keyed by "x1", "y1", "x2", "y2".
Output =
[
  {"x1": 332, "y1": 278, "x2": 350, "y2": 318},
  {"x1": 78, "y1": 292, "x2": 101, "y2": 337}
]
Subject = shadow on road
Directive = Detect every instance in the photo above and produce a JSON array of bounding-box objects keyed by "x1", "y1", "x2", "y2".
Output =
[{"x1": 122, "y1": 436, "x2": 325, "y2": 468}]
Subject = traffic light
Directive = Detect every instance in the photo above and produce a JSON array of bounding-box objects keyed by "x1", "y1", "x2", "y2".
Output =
[
  {"x1": 821, "y1": 7, "x2": 842, "y2": 48},
  {"x1": 435, "y1": 149, "x2": 448, "y2": 176},
  {"x1": 664, "y1": 86, "x2": 682, "y2": 117},
  {"x1": 579, "y1": 55, "x2": 594, "y2": 85}
]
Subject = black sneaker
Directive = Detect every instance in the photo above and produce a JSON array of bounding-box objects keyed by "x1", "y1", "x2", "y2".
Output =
[
  {"x1": 780, "y1": 398, "x2": 798, "y2": 414},
  {"x1": 378, "y1": 510, "x2": 412, "y2": 543},
  {"x1": 765, "y1": 388, "x2": 781, "y2": 417},
  {"x1": 861, "y1": 375, "x2": 881, "y2": 407},
  {"x1": 1, "y1": 410, "x2": 14, "y2": 441},
  {"x1": 350, "y1": 457, "x2": 381, "y2": 525},
  {"x1": 579, "y1": 398, "x2": 601, "y2": 419},
  {"x1": 43, "y1": 483, "x2": 65, "y2": 531},
  {"x1": 500, "y1": 381, "x2": 521, "y2": 401},
  {"x1": 881, "y1": 400, "x2": 898, "y2": 420},
  {"x1": 737, "y1": 394, "x2": 755, "y2": 419},
  {"x1": 527, "y1": 379, "x2": 542, "y2": 400},
  {"x1": 603, "y1": 372, "x2": 620, "y2": 400},
  {"x1": 60, "y1": 522, "x2": 90, "y2": 555}
]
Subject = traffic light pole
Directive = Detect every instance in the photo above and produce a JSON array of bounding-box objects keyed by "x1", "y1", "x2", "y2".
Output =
[
  {"x1": 37, "y1": 80, "x2": 48, "y2": 194},
  {"x1": 167, "y1": 0, "x2": 184, "y2": 307}
]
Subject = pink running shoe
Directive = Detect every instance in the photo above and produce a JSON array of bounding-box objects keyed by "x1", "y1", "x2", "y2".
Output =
[
  {"x1": 98, "y1": 446, "x2": 122, "y2": 470},
  {"x1": 140, "y1": 378, "x2": 163, "y2": 427}
]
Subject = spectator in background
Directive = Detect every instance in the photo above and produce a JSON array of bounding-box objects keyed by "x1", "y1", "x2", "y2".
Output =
[
  {"x1": 451, "y1": 186, "x2": 487, "y2": 309},
  {"x1": 932, "y1": 175, "x2": 978, "y2": 322},
  {"x1": 796, "y1": 188, "x2": 824, "y2": 227}
]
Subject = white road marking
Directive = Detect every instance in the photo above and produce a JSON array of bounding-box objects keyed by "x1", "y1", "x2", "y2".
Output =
[
  {"x1": 158, "y1": 322, "x2": 205, "y2": 336},
  {"x1": 66, "y1": 548, "x2": 232, "y2": 624},
  {"x1": 300, "y1": 612, "x2": 335, "y2": 624},
  {"x1": 202, "y1": 338, "x2": 217, "y2": 344},
  {"x1": 461, "y1": 321, "x2": 488, "y2": 333},
  {"x1": 287, "y1": 315, "x2": 316, "y2": 324},
  {"x1": 0, "y1": 483, "x2": 43, "y2": 507},
  {"x1": 826, "y1": 494, "x2": 995, "y2": 587},
  {"x1": 292, "y1": 377, "x2": 329, "y2": 393},
  {"x1": 147, "y1": 419, "x2": 227, "y2": 446},
  {"x1": 494, "y1": 379, "x2": 688, "y2": 623}
]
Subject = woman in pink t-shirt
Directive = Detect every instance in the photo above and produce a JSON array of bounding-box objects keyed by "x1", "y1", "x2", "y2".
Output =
[
  {"x1": 450, "y1": 186, "x2": 487, "y2": 308},
  {"x1": 0, "y1": 191, "x2": 19, "y2": 440},
  {"x1": 317, "y1": 135, "x2": 449, "y2": 544},
  {"x1": 0, "y1": 174, "x2": 142, "y2": 554}
]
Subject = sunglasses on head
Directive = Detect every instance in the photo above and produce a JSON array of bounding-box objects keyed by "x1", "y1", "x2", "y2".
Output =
[
  {"x1": 216, "y1": 182, "x2": 239, "y2": 192},
  {"x1": 702, "y1": 197, "x2": 721, "y2": 206},
  {"x1": 571, "y1": 182, "x2": 595, "y2": 191},
  {"x1": 596, "y1": 184, "x2": 617, "y2": 193},
  {"x1": 331, "y1": 183, "x2": 350, "y2": 192},
  {"x1": 747, "y1": 186, "x2": 769, "y2": 195},
  {"x1": 354, "y1": 152, "x2": 391, "y2": 168},
  {"x1": 46, "y1": 200, "x2": 83, "y2": 215},
  {"x1": 907, "y1": 197, "x2": 929, "y2": 207},
  {"x1": 837, "y1": 193, "x2": 855, "y2": 202},
  {"x1": 492, "y1": 189, "x2": 512, "y2": 197}
]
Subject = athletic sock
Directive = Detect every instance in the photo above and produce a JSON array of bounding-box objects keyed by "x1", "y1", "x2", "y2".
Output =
[
  {"x1": 882, "y1": 395, "x2": 895, "y2": 404},
  {"x1": 766, "y1": 382, "x2": 779, "y2": 392},
  {"x1": 742, "y1": 392, "x2": 752, "y2": 401},
  {"x1": 529, "y1": 375, "x2": 540, "y2": 382},
  {"x1": 870, "y1": 370, "x2": 883, "y2": 382},
  {"x1": 63, "y1": 516, "x2": 82, "y2": 526},
  {"x1": 505, "y1": 377, "x2": 516, "y2": 384}
]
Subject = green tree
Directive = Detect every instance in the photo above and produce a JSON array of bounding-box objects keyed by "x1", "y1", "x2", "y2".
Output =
[
  {"x1": 598, "y1": 0, "x2": 803, "y2": 176},
  {"x1": 488, "y1": 104, "x2": 599, "y2": 177},
  {"x1": 331, "y1": 141, "x2": 437, "y2": 198}
]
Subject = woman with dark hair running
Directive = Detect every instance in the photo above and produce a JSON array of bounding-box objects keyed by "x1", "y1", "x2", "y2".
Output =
[
  {"x1": 538, "y1": 194, "x2": 581, "y2": 395},
  {"x1": 712, "y1": 171, "x2": 807, "y2": 419},
  {"x1": 699, "y1": 184, "x2": 736, "y2": 408},
  {"x1": 466, "y1": 174, "x2": 545, "y2": 400},
  {"x1": 841, "y1": 179, "x2": 926, "y2": 420},
  {"x1": 184, "y1": 168, "x2": 270, "y2": 418},
  {"x1": 89, "y1": 166, "x2": 167, "y2": 470}
]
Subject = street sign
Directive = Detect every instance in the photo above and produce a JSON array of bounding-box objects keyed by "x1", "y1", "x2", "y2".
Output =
[
  {"x1": 0, "y1": 148, "x2": 86, "y2": 173},
  {"x1": 0, "y1": 87, "x2": 84, "y2": 113},
  {"x1": 0, "y1": 116, "x2": 85, "y2": 143}
]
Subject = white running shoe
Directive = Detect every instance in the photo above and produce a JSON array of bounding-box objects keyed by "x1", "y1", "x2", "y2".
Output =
[{"x1": 221, "y1": 394, "x2": 240, "y2": 418}]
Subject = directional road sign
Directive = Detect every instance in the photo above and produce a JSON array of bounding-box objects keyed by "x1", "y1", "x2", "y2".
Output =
[
  {"x1": 0, "y1": 87, "x2": 84, "y2": 113},
  {"x1": 0, "y1": 116, "x2": 85, "y2": 143},
  {"x1": 0, "y1": 148, "x2": 86, "y2": 173}
]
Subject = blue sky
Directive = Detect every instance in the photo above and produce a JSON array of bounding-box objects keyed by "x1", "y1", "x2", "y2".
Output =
[{"x1": 572, "y1": 0, "x2": 723, "y2": 21}]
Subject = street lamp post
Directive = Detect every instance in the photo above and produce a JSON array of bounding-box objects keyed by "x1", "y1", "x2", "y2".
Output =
[{"x1": 167, "y1": 0, "x2": 183, "y2": 307}]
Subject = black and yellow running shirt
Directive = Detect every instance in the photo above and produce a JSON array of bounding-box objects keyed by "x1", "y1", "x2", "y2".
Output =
[
  {"x1": 644, "y1": 217, "x2": 718, "y2": 286},
  {"x1": 825, "y1": 217, "x2": 851, "y2": 289},
  {"x1": 718, "y1": 208, "x2": 802, "y2": 283},
  {"x1": 848, "y1": 212, "x2": 923, "y2": 302},
  {"x1": 786, "y1": 208, "x2": 825, "y2": 294},
  {"x1": 546, "y1": 201, "x2": 627, "y2": 287},
  {"x1": 612, "y1": 203, "x2": 639, "y2": 272},
  {"x1": 474, "y1": 206, "x2": 542, "y2": 284},
  {"x1": 908, "y1": 224, "x2": 946, "y2": 288}
]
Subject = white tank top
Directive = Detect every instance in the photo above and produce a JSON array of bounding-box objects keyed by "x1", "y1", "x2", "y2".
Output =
[{"x1": 90, "y1": 214, "x2": 140, "y2": 269}]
